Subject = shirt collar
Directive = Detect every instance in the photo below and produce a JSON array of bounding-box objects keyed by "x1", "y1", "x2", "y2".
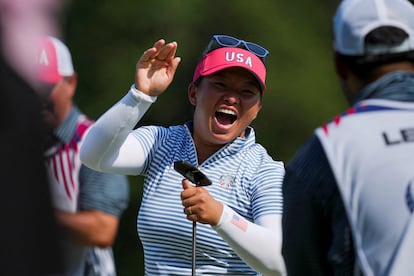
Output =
[
  {"x1": 54, "y1": 106, "x2": 81, "y2": 144},
  {"x1": 184, "y1": 121, "x2": 256, "y2": 157},
  {"x1": 354, "y1": 71, "x2": 414, "y2": 104}
]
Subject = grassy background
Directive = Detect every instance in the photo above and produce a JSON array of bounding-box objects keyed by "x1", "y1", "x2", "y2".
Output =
[{"x1": 64, "y1": 0, "x2": 346, "y2": 274}]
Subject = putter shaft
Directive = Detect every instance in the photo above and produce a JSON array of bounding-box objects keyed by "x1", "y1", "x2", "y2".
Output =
[{"x1": 192, "y1": 221, "x2": 196, "y2": 276}]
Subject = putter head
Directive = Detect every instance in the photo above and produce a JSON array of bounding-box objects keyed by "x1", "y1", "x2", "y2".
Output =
[{"x1": 174, "y1": 161, "x2": 212, "y2": 187}]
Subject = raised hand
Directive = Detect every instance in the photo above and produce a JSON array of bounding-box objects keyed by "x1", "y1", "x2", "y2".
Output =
[{"x1": 135, "y1": 39, "x2": 181, "y2": 97}]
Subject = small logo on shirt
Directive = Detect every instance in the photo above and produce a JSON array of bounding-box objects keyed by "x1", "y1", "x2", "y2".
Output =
[{"x1": 219, "y1": 174, "x2": 235, "y2": 188}]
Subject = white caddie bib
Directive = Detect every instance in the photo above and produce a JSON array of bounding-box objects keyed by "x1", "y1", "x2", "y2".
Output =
[{"x1": 316, "y1": 99, "x2": 414, "y2": 276}]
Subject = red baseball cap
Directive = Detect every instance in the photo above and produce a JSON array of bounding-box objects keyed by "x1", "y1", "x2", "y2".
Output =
[
  {"x1": 36, "y1": 36, "x2": 74, "y2": 84},
  {"x1": 193, "y1": 47, "x2": 267, "y2": 91}
]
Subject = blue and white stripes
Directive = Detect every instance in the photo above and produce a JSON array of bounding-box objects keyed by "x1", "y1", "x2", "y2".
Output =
[{"x1": 133, "y1": 122, "x2": 284, "y2": 275}]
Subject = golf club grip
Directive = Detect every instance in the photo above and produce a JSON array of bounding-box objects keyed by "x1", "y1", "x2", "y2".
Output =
[{"x1": 173, "y1": 161, "x2": 212, "y2": 187}]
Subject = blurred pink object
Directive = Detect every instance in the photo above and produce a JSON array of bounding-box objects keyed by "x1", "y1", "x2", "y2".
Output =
[{"x1": 0, "y1": 0, "x2": 68, "y2": 93}]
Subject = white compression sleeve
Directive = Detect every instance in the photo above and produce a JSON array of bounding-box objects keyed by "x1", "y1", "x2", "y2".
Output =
[
  {"x1": 80, "y1": 85, "x2": 157, "y2": 175},
  {"x1": 213, "y1": 204, "x2": 286, "y2": 276}
]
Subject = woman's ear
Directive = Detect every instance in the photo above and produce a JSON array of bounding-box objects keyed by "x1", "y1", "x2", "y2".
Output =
[{"x1": 188, "y1": 82, "x2": 197, "y2": 106}]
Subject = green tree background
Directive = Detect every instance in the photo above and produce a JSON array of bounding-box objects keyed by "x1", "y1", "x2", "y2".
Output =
[{"x1": 64, "y1": 0, "x2": 345, "y2": 274}]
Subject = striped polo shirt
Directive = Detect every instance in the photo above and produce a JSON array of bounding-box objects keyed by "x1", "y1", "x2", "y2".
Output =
[{"x1": 133, "y1": 122, "x2": 284, "y2": 275}]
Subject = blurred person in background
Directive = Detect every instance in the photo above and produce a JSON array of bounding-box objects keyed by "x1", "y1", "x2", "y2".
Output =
[
  {"x1": 282, "y1": 0, "x2": 414, "y2": 275},
  {"x1": 0, "y1": 43, "x2": 64, "y2": 276},
  {"x1": 0, "y1": 0, "x2": 66, "y2": 274},
  {"x1": 80, "y1": 35, "x2": 286, "y2": 275},
  {"x1": 36, "y1": 35, "x2": 130, "y2": 276}
]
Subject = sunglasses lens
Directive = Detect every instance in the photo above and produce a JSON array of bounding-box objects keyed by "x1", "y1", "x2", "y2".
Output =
[
  {"x1": 206, "y1": 35, "x2": 269, "y2": 63},
  {"x1": 245, "y1": 42, "x2": 268, "y2": 57},
  {"x1": 215, "y1": 35, "x2": 240, "y2": 47}
]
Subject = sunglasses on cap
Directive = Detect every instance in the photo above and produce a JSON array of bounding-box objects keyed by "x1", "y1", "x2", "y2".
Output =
[{"x1": 203, "y1": 34, "x2": 269, "y2": 64}]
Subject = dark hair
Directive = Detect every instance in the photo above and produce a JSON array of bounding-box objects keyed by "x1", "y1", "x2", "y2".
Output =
[
  {"x1": 337, "y1": 26, "x2": 414, "y2": 80},
  {"x1": 193, "y1": 76, "x2": 203, "y2": 87}
]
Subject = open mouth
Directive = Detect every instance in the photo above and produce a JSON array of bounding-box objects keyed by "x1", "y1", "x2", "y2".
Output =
[{"x1": 215, "y1": 109, "x2": 237, "y2": 125}]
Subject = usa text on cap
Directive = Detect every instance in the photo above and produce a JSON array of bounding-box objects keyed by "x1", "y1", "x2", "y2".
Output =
[{"x1": 193, "y1": 47, "x2": 267, "y2": 91}]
